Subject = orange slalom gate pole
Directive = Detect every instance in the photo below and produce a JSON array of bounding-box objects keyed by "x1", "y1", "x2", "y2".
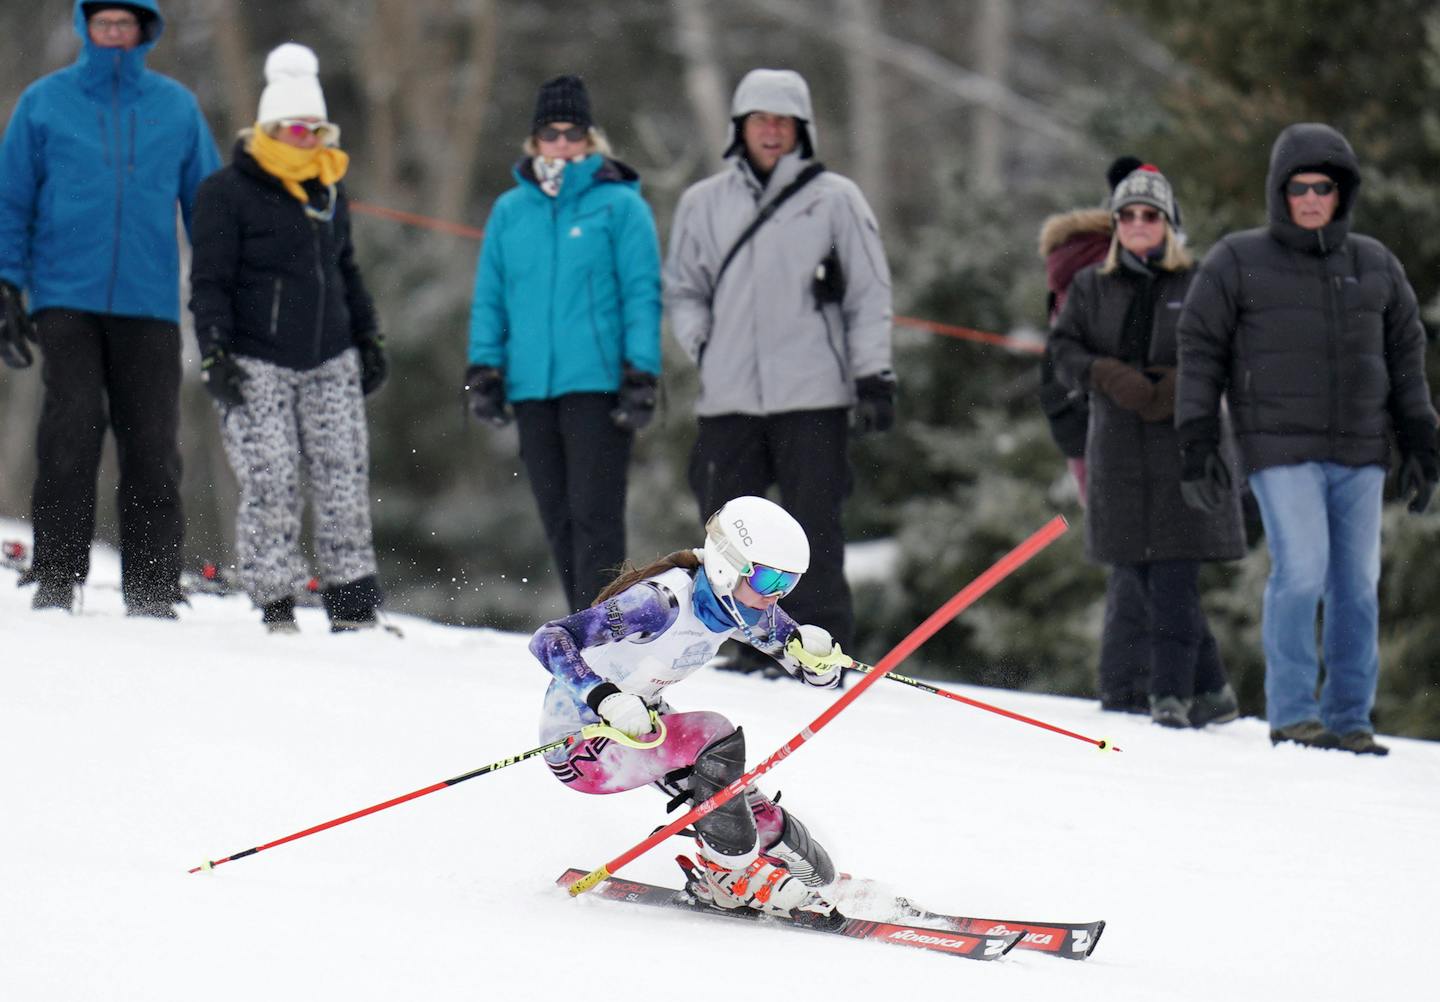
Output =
[
  {"x1": 851, "y1": 665, "x2": 1121, "y2": 752},
  {"x1": 568, "y1": 514, "x2": 1069, "y2": 897}
]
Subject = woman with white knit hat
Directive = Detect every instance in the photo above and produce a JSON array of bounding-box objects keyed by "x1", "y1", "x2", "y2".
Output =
[{"x1": 189, "y1": 43, "x2": 389, "y2": 634}]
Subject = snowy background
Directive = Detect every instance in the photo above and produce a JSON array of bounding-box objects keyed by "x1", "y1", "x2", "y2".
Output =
[{"x1": 1, "y1": 517, "x2": 1433, "y2": 1001}]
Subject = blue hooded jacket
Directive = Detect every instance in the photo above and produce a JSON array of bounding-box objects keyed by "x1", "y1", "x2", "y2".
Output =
[
  {"x1": 467, "y1": 154, "x2": 661, "y2": 401},
  {"x1": 0, "y1": 0, "x2": 222, "y2": 323}
]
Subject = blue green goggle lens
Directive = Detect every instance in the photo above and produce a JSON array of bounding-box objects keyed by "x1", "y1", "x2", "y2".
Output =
[{"x1": 745, "y1": 564, "x2": 802, "y2": 597}]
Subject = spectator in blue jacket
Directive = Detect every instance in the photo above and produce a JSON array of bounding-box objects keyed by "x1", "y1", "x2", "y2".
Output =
[
  {"x1": 464, "y1": 75, "x2": 661, "y2": 612},
  {"x1": 0, "y1": 1, "x2": 221, "y2": 617}
]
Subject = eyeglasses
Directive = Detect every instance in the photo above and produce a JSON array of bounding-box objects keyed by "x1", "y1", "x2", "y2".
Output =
[
  {"x1": 743, "y1": 563, "x2": 803, "y2": 598},
  {"x1": 1285, "y1": 179, "x2": 1336, "y2": 198},
  {"x1": 90, "y1": 15, "x2": 140, "y2": 33},
  {"x1": 536, "y1": 124, "x2": 587, "y2": 143},
  {"x1": 1115, "y1": 207, "x2": 1163, "y2": 225},
  {"x1": 276, "y1": 119, "x2": 333, "y2": 138}
]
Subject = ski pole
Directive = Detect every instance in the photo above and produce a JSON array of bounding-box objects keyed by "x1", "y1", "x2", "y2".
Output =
[
  {"x1": 189, "y1": 735, "x2": 573, "y2": 874},
  {"x1": 850, "y1": 664, "x2": 1120, "y2": 752},
  {"x1": 569, "y1": 514, "x2": 1068, "y2": 897}
]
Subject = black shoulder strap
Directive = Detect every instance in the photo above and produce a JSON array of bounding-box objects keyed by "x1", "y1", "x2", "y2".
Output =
[{"x1": 712, "y1": 162, "x2": 826, "y2": 295}]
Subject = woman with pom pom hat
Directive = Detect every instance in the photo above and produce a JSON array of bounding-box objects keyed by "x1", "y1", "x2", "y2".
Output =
[{"x1": 189, "y1": 43, "x2": 389, "y2": 635}]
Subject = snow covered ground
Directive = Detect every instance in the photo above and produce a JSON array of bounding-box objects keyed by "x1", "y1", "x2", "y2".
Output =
[{"x1": 1, "y1": 517, "x2": 1432, "y2": 1001}]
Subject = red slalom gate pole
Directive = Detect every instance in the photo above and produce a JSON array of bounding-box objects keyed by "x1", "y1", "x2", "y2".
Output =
[
  {"x1": 851, "y1": 665, "x2": 1120, "y2": 752},
  {"x1": 568, "y1": 514, "x2": 1069, "y2": 897}
]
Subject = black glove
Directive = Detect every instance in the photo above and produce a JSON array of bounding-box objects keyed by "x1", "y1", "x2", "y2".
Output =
[
  {"x1": 610, "y1": 365, "x2": 658, "y2": 431},
  {"x1": 1397, "y1": 418, "x2": 1439, "y2": 514},
  {"x1": 853, "y1": 370, "x2": 897, "y2": 435},
  {"x1": 0, "y1": 279, "x2": 37, "y2": 370},
  {"x1": 201, "y1": 346, "x2": 248, "y2": 408},
  {"x1": 464, "y1": 364, "x2": 511, "y2": 427},
  {"x1": 1178, "y1": 421, "x2": 1230, "y2": 514},
  {"x1": 356, "y1": 332, "x2": 388, "y2": 396}
]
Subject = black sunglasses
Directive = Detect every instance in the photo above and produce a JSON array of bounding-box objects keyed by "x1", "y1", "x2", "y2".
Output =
[
  {"x1": 536, "y1": 124, "x2": 587, "y2": 143},
  {"x1": 1285, "y1": 179, "x2": 1337, "y2": 197}
]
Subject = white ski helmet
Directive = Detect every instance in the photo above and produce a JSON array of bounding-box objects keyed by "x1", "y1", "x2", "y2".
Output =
[{"x1": 701, "y1": 496, "x2": 810, "y2": 599}]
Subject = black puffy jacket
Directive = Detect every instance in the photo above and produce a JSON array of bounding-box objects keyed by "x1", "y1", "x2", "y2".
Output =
[
  {"x1": 189, "y1": 140, "x2": 377, "y2": 369},
  {"x1": 1175, "y1": 123, "x2": 1435, "y2": 473}
]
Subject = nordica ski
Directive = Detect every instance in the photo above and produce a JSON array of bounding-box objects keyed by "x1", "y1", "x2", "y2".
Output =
[
  {"x1": 555, "y1": 866, "x2": 1022, "y2": 961},
  {"x1": 835, "y1": 873, "x2": 1105, "y2": 960}
]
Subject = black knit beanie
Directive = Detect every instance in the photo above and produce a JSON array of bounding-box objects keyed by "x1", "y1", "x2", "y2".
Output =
[{"x1": 532, "y1": 75, "x2": 593, "y2": 132}]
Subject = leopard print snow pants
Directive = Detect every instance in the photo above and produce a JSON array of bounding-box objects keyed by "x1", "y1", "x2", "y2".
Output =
[{"x1": 215, "y1": 349, "x2": 378, "y2": 607}]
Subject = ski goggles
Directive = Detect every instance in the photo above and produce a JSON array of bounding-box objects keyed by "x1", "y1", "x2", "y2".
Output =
[
  {"x1": 743, "y1": 563, "x2": 803, "y2": 598},
  {"x1": 274, "y1": 119, "x2": 337, "y2": 139}
]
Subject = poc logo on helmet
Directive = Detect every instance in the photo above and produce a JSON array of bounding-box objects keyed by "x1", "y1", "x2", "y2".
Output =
[{"x1": 732, "y1": 519, "x2": 754, "y2": 546}]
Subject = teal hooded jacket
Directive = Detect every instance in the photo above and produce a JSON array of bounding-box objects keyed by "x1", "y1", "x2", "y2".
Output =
[
  {"x1": 0, "y1": 0, "x2": 221, "y2": 323},
  {"x1": 467, "y1": 154, "x2": 661, "y2": 401}
]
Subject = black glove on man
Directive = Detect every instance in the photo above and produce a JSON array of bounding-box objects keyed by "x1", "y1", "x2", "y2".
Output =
[
  {"x1": 464, "y1": 365, "x2": 511, "y2": 427},
  {"x1": 0, "y1": 279, "x2": 37, "y2": 370},
  {"x1": 201, "y1": 345, "x2": 248, "y2": 408},
  {"x1": 356, "y1": 332, "x2": 388, "y2": 396},
  {"x1": 853, "y1": 370, "x2": 897, "y2": 435},
  {"x1": 1178, "y1": 419, "x2": 1231, "y2": 514},
  {"x1": 610, "y1": 365, "x2": 658, "y2": 431},
  {"x1": 1397, "y1": 417, "x2": 1439, "y2": 515}
]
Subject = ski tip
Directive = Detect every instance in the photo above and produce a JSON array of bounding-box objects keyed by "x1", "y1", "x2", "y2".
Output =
[{"x1": 568, "y1": 865, "x2": 611, "y2": 897}]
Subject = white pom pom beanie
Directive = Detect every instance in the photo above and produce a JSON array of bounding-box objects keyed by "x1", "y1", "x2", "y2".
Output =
[{"x1": 257, "y1": 43, "x2": 327, "y2": 124}]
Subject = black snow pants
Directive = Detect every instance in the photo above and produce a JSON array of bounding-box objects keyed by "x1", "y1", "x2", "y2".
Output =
[
  {"x1": 29, "y1": 309, "x2": 183, "y2": 607},
  {"x1": 688, "y1": 408, "x2": 854, "y2": 649},
  {"x1": 514, "y1": 392, "x2": 634, "y2": 612}
]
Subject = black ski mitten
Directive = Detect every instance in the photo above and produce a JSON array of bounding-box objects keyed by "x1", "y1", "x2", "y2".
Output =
[
  {"x1": 0, "y1": 279, "x2": 37, "y2": 369},
  {"x1": 357, "y1": 332, "x2": 388, "y2": 396},
  {"x1": 610, "y1": 365, "x2": 658, "y2": 431},
  {"x1": 853, "y1": 370, "x2": 897, "y2": 435},
  {"x1": 201, "y1": 346, "x2": 248, "y2": 408},
  {"x1": 464, "y1": 365, "x2": 511, "y2": 427}
]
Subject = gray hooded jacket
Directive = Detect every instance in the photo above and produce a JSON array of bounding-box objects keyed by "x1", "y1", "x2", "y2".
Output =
[{"x1": 664, "y1": 70, "x2": 893, "y2": 417}]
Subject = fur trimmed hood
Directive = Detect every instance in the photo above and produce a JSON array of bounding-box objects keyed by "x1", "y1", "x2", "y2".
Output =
[{"x1": 1038, "y1": 208, "x2": 1111, "y2": 258}]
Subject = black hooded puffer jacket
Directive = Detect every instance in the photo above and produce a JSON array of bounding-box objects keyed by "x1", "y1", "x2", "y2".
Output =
[{"x1": 1175, "y1": 123, "x2": 1435, "y2": 473}]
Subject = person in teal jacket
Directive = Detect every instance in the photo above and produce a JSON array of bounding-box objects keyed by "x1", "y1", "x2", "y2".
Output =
[
  {"x1": 464, "y1": 75, "x2": 661, "y2": 612},
  {"x1": 0, "y1": 1, "x2": 221, "y2": 617}
]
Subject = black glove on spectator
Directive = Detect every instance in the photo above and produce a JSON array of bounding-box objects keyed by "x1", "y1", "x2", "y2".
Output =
[
  {"x1": 853, "y1": 371, "x2": 897, "y2": 434},
  {"x1": 201, "y1": 346, "x2": 248, "y2": 408},
  {"x1": 465, "y1": 365, "x2": 511, "y2": 427},
  {"x1": 357, "y1": 332, "x2": 388, "y2": 396},
  {"x1": 1397, "y1": 417, "x2": 1439, "y2": 515},
  {"x1": 1178, "y1": 418, "x2": 1230, "y2": 514},
  {"x1": 610, "y1": 365, "x2": 658, "y2": 431},
  {"x1": 0, "y1": 279, "x2": 37, "y2": 370}
]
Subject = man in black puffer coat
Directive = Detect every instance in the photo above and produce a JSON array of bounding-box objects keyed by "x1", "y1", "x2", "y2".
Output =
[{"x1": 1175, "y1": 123, "x2": 1438, "y2": 756}]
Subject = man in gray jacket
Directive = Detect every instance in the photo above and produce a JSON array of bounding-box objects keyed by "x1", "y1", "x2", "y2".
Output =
[{"x1": 664, "y1": 68, "x2": 895, "y2": 654}]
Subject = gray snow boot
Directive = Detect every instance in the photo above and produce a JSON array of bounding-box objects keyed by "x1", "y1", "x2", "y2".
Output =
[
  {"x1": 1189, "y1": 684, "x2": 1239, "y2": 727},
  {"x1": 1149, "y1": 695, "x2": 1191, "y2": 729}
]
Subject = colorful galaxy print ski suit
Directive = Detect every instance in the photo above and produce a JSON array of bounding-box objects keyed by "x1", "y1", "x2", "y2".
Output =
[{"x1": 530, "y1": 563, "x2": 839, "y2": 855}]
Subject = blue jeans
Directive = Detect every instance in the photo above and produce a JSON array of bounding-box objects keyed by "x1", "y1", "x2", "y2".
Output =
[{"x1": 1248, "y1": 462, "x2": 1385, "y2": 734}]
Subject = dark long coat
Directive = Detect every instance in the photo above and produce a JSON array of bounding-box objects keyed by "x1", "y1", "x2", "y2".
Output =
[{"x1": 1052, "y1": 260, "x2": 1244, "y2": 565}]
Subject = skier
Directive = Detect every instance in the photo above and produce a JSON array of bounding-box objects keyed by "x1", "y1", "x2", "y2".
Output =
[{"x1": 530, "y1": 496, "x2": 849, "y2": 916}]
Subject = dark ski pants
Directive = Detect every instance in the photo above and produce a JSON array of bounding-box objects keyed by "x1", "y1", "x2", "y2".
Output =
[
  {"x1": 689, "y1": 408, "x2": 853, "y2": 649},
  {"x1": 514, "y1": 393, "x2": 633, "y2": 612},
  {"x1": 30, "y1": 309, "x2": 183, "y2": 606},
  {"x1": 1097, "y1": 565, "x2": 1151, "y2": 708},
  {"x1": 1108, "y1": 560, "x2": 1227, "y2": 701}
]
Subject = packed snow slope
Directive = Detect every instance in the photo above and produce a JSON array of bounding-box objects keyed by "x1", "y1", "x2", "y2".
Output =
[{"x1": 1, "y1": 519, "x2": 1432, "y2": 1002}]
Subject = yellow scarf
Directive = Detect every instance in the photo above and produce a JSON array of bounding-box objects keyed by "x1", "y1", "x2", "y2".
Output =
[{"x1": 248, "y1": 126, "x2": 350, "y2": 203}]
